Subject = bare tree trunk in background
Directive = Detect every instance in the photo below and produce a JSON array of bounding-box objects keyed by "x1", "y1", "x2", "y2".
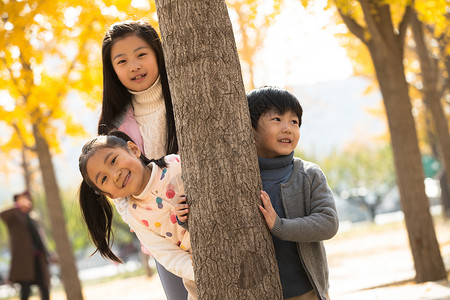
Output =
[
  {"x1": 423, "y1": 114, "x2": 450, "y2": 217},
  {"x1": 440, "y1": 173, "x2": 450, "y2": 217},
  {"x1": 338, "y1": 1, "x2": 446, "y2": 282},
  {"x1": 32, "y1": 124, "x2": 84, "y2": 300},
  {"x1": 141, "y1": 253, "x2": 154, "y2": 277},
  {"x1": 20, "y1": 147, "x2": 32, "y2": 193},
  {"x1": 155, "y1": 0, "x2": 283, "y2": 299},
  {"x1": 411, "y1": 11, "x2": 450, "y2": 218}
]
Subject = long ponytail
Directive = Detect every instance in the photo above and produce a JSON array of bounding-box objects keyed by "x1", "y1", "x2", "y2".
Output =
[{"x1": 79, "y1": 180, "x2": 122, "y2": 263}]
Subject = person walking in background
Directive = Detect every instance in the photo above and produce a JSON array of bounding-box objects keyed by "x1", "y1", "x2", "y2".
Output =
[
  {"x1": 0, "y1": 190, "x2": 52, "y2": 300},
  {"x1": 97, "y1": 19, "x2": 186, "y2": 299}
]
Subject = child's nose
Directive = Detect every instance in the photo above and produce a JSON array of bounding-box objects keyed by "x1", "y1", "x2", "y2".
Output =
[
  {"x1": 281, "y1": 124, "x2": 292, "y2": 133},
  {"x1": 114, "y1": 170, "x2": 122, "y2": 183},
  {"x1": 130, "y1": 61, "x2": 141, "y2": 72}
]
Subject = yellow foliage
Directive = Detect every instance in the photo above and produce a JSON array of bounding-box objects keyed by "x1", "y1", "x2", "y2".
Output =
[
  {"x1": 323, "y1": 0, "x2": 449, "y2": 156},
  {"x1": 0, "y1": 0, "x2": 156, "y2": 170},
  {"x1": 415, "y1": 0, "x2": 447, "y2": 26}
]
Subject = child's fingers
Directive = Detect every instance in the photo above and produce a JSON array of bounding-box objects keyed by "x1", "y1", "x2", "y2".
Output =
[
  {"x1": 259, "y1": 191, "x2": 276, "y2": 229},
  {"x1": 259, "y1": 205, "x2": 272, "y2": 227},
  {"x1": 260, "y1": 190, "x2": 271, "y2": 207},
  {"x1": 258, "y1": 205, "x2": 267, "y2": 216},
  {"x1": 175, "y1": 206, "x2": 189, "y2": 215},
  {"x1": 178, "y1": 195, "x2": 187, "y2": 204}
]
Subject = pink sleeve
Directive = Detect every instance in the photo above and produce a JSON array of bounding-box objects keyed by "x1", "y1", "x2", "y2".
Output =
[{"x1": 117, "y1": 106, "x2": 146, "y2": 155}]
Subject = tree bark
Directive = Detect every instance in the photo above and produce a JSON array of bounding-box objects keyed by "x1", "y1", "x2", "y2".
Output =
[
  {"x1": 32, "y1": 124, "x2": 84, "y2": 300},
  {"x1": 338, "y1": 0, "x2": 446, "y2": 282},
  {"x1": 155, "y1": 0, "x2": 283, "y2": 299},
  {"x1": 410, "y1": 12, "x2": 450, "y2": 217},
  {"x1": 440, "y1": 173, "x2": 450, "y2": 218},
  {"x1": 20, "y1": 147, "x2": 32, "y2": 193}
]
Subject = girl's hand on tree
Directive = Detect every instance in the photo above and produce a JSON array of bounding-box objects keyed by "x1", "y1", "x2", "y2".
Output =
[
  {"x1": 175, "y1": 195, "x2": 189, "y2": 223},
  {"x1": 258, "y1": 190, "x2": 276, "y2": 230}
]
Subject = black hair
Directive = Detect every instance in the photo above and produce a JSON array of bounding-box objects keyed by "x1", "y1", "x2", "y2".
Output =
[
  {"x1": 246, "y1": 86, "x2": 303, "y2": 129},
  {"x1": 78, "y1": 130, "x2": 166, "y2": 263},
  {"x1": 98, "y1": 20, "x2": 178, "y2": 155},
  {"x1": 13, "y1": 190, "x2": 31, "y2": 202}
]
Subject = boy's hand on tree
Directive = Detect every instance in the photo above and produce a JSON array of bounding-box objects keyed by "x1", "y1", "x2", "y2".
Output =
[
  {"x1": 258, "y1": 190, "x2": 276, "y2": 230},
  {"x1": 175, "y1": 195, "x2": 189, "y2": 223}
]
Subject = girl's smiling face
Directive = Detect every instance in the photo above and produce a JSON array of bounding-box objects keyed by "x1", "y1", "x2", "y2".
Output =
[
  {"x1": 111, "y1": 34, "x2": 159, "y2": 92},
  {"x1": 86, "y1": 142, "x2": 150, "y2": 199}
]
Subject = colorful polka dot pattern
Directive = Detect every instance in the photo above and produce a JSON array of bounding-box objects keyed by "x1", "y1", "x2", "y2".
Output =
[
  {"x1": 156, "y1": 197, "x2": 163, "y2": 209},
  {"x1": 170, "y1": 213, "x2": 177, "y2": 224},
  {"x1": 128, "y1": 154, "x2": 191, "y2": 254},
  {"x1": 166, "y1": 183, "x2": 176, "y2": 199},
  {"x1": 160, "y1": 168, "x2": 167, "y2": 180}
]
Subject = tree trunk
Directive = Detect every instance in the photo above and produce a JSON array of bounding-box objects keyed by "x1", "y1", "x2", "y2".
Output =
[
  {"x1": 32, "y1": 124, "x2": 84, "y2": 300},
  {"x1": 141, "y1": 253, "x2": 154, "y2": 277},
  {"x1": 155, "y1": 1, "x2": 283, "y2": 299},
  {"x1": 411, "y1": 12, "x2": 450, "y2": 217},
  {"x1": 424, "y1": 115, "x2": 450, "y2": 217},
  {"x1": 20, "y1": 147, "x2": 32, "y2": 193},
  {"x1": 440, "y1": 172, "x2": 450, "y2": 218},
  {"x1": 373, "y1": 51, "x2": 446, "y2": 283},
  {"x1": 338, "y1": 0, "x2": 446, "y2": 282},
  {"x1": 365, "y1": 9, "x2": 446, "y2": 283}
]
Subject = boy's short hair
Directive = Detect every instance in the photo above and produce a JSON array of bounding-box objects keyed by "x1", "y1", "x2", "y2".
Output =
[{"x1": 246, "y1": 86, "x2": 303, "y2": 129}]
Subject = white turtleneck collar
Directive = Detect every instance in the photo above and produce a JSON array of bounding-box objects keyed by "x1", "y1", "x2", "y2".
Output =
[{"x1": 129, "y1": 75, "x2": 164, "y2": 117}]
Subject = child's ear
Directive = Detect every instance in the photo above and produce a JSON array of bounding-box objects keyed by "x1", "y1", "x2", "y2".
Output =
[{"x1": 127, "y1": 141, "x2": 141, "y2": 158}]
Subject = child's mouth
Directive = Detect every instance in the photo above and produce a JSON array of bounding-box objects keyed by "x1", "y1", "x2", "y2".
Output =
[
  {"x1": 278, "y1": 139, "x2": 291, "y2": 143},
  {"x1": 132, "y1": 74, "x2": 146, "y2": 81},
  {"x1": 122, "y1": 172, "x2": 131, "y2": 187}
]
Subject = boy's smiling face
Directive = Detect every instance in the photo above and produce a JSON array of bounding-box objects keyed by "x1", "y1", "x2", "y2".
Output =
[{"x1": 253, "y1": 110, "x2": 300, "y2": 158}]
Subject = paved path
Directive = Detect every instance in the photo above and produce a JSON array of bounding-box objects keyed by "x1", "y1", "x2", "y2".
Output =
[
  {"x1": 23, "y1": 217, "x2": 450, "y2": 300},
  {"x1": 327, "y1": 218, "x2": 450, "y2": 299}
]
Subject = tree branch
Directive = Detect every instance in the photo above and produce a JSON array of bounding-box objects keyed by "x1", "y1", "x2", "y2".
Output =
[
  {"x1": 336, "y1": 6, "x2": 368, "y2": 45},
  {"x1": 438, "y1": 78, "x2": 450, "y2": 100},
  {"x1": 398, "y1": 5, "x2": 413, "y2": 51},
  {"x1": 12, "y1": 122, "x2": 37, "y2": 152},
  {"x1": 359, "y1": 0, "x2": 385, "y2": 46},
  {"x1": 1, "y1": 57, "x2": 24, "y2": 97}
]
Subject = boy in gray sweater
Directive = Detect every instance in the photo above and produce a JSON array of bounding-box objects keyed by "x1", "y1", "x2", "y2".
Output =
[
  {"x1": 248, "y1": 86, "x2": 338, "y2": 300},
  {"x1": 176, "y1": 86, "x2": 338, "y2": 300}
]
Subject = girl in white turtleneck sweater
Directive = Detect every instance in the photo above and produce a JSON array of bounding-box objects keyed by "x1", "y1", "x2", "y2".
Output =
[
  {"x1": 118, "y1": 75, "x2": 168, "y2": 159},
  {"x1": 97, "y1": 20, "x2": 188, "y2": 300}
]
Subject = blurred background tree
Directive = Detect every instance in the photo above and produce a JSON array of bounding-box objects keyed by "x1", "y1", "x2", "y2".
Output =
[
  {"x1": 0, "y1": 0, "x2": 448, "y2": 295},
  {"x1": 228, "y1": 0, "x2": 282, "y2": 90},
  {"x1": 0, "y1": 0, "x2": 158, "y2": 298},
  {"x1": 313, "y1": 0, "x2": 448, "y2": 282}
]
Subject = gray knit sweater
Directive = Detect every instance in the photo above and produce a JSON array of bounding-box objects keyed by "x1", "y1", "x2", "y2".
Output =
[{"x1": 267, "y1": 154, "x2": 339, "y2": 300}]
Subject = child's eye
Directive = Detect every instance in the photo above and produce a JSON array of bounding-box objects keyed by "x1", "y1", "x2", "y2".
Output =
[
  {"x1": 101, "y1": 176, "x2": 107, "y2": 184},
  {"x1": 117, "y1": 59, "x2": 126, "y2": 65},
  {"x1": 111, "y1": 157, "x2": 117, "y2": 166},
  {"x1": 292, "y1": 120, "x2": 299, "y2": 125},
  {"x1": 138, "y1": 52, "x2": 147, "y2": 58},
  {"x1": 272, "y1": 117, "x2": 281, "y2": 121}
]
